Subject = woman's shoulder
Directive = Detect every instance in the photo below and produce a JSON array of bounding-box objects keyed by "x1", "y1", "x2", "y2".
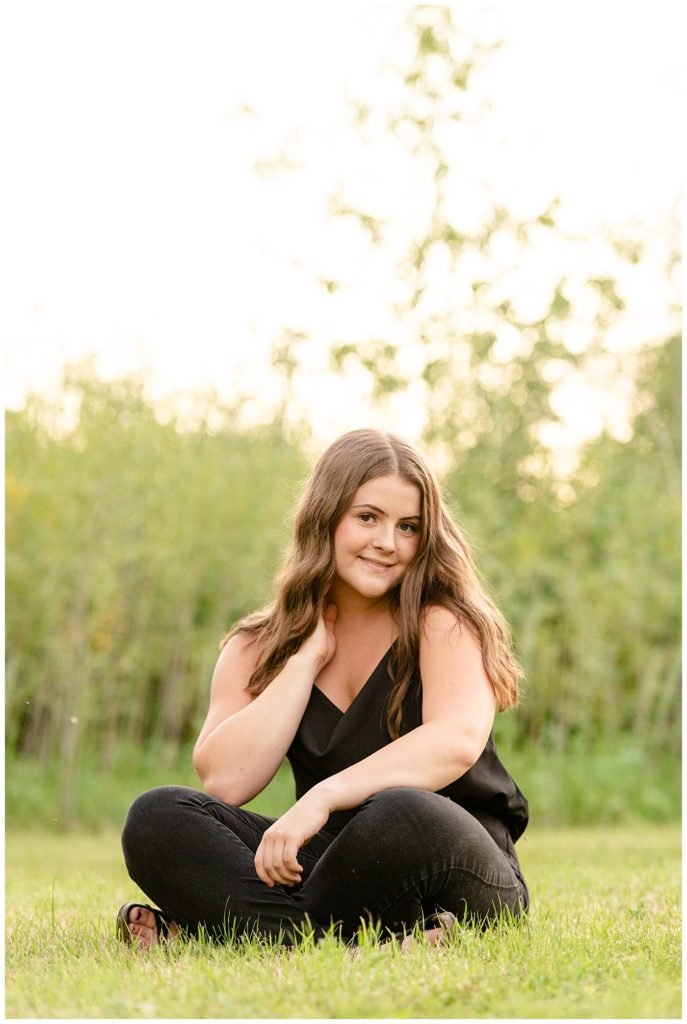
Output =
[
  {"x1": 419, "y1": 604, "x2": 480, "y2": 649},
  {"x1": 217, "y1": 627, "x2": 266, "y2": 673},
  {"x1": 220, "y1": 607, "x2": 271, "y2": 655},
  {"x1": 420, "y1": 603, "x2": 462, "y2": 633}
]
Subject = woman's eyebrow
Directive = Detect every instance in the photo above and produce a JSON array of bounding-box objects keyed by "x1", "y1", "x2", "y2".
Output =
[{"x1": 352, "y1": 503, "x2": 421, "y2": 520}]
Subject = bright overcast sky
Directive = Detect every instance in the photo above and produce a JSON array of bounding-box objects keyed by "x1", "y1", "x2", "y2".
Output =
[{"x1": 1, "y1": 0, "x2": 682, "y2": 445}]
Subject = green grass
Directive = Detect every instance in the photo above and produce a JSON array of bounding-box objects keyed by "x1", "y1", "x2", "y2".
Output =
[{"x1": 5, "y1": 824, "x2": 681, "y2": 1018}]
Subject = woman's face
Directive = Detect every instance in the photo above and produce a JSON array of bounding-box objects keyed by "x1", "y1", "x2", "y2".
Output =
[{"x1": 333, "y1": 474, "x2": 422, "y2": 601}]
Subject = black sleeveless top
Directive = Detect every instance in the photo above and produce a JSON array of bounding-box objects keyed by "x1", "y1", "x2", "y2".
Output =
[{"x1": 286, "y1": 645, "x2": 529, "y2": 846}]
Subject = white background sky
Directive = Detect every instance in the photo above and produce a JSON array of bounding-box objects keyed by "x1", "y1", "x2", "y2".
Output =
[{"x1": 1, "y1": 0, "x2": 682, "y2": 447}]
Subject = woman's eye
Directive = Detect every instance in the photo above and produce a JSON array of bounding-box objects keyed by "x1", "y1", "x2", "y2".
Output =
[
  {"x1": 358, "y1": 513, "x2": 375, "y2": 523},
  {"x1": 399, "y1": 522, "x2": 418, "y2": 533}
]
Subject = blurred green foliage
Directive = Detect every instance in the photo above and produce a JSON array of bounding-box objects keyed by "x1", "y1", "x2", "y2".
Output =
[
  {"x1": 443, "y1": 333, "x2": 681, "y2": 752},
  {"x1": 6, "y1": 370, "x2": 308, "y2": 823},
  {"x1": 5, "y1": 6, "x2": 680, "y2": 828},
  {"x1": 5, "y1": 335, "x2": 680, "y2": 827}
]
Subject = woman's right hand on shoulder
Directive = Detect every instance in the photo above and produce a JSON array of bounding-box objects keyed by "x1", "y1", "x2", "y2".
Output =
[{"x1": 296, "y1": 603, "x2": 337, "y2": 672}]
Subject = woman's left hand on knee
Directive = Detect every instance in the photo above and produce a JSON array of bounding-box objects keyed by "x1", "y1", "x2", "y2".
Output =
[{"x1": 254, "y1": 790, "x2": 331, "y2": 887}]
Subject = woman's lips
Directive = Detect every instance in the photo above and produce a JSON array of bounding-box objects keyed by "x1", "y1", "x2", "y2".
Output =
[{"x1": 359, "y1": 556, "x2": 395, "y2": 573}]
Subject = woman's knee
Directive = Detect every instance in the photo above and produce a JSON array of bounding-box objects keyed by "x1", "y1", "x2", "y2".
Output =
[
  {"x1": 358, "y1": 787, "x2": 494, "y2": 858},
  {"x1": 357, "y1": 787, "x2": 453, "y2": 842},
  {"x1": 363, "y1": 786, "x2": 447, "y2": 822},
  {"x1": 121, "y1": 785, "x2": 197, "y2": 860}
]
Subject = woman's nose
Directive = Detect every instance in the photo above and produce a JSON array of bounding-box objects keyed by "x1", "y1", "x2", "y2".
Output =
[{"x1": 372, "y1": 525, "x2": 395, "y2": 552}]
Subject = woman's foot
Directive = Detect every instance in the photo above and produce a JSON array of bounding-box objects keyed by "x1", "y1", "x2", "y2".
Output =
[
  {"x1": 400, "y1": 912, "x2": 457, "y2": 952},
  {"x1": 117, "y1": 903, "x2": 180, "y2": 948},
  {"x1": 355, "y1": 912, "x2": 458, "y2": 956}
]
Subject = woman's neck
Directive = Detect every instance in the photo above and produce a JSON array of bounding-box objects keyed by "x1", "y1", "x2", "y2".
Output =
[{"x1": 327, "y1": 581, "x2": 396, "y2": 634}]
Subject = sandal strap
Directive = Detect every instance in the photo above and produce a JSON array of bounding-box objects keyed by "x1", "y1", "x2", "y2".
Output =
[
  {"x1": 116, "y1": 902, "x2": 170, "y2": 942},
  {"x1": 149, "y1": 906, "x2": 170, "y2": 940}
]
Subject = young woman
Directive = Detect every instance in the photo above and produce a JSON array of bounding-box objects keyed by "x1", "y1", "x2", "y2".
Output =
[{"x1": 117, "y1": 429, "x2": 529, "y2": 948}]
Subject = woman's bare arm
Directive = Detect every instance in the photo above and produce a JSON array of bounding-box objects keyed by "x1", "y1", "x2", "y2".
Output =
[{"x1": 192, "y1": 608, "x2": 336, "y2": 806}]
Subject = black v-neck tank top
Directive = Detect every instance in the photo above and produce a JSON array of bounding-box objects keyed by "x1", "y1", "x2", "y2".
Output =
[{"x1": 286, "y1": 645, "x2": 529, "y2": 845}]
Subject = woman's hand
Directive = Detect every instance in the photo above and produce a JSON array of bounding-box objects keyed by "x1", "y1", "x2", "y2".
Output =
[
  {"x1": 296, "y1": 603, "x2": 337, "y2": 672},
  {"x1": 254, "y1": 788, "x2": 331, "y2": 888}
]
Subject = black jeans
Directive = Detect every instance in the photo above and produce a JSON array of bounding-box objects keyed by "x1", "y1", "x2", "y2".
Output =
[{"x1": 121, "y1": 785, "x2": 529, "y2": 945}]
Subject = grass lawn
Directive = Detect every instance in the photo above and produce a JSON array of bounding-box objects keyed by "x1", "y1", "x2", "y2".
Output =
[{"x1": 5, "y1": 823, "x2": 681, "y2": 1019}]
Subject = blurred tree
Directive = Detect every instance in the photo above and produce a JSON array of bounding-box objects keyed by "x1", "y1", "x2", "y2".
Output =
[
  {"x1": 6, "y1": 366, "x2": 308, "y2": 822},
  {"x1": 315, "y1": 9, "x2": 667, "y2": 474}
]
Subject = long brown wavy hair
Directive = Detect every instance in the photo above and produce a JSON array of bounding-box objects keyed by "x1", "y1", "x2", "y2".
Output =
[{"x1": 221, "y1": 428, "x2": 522, "y2": 737}]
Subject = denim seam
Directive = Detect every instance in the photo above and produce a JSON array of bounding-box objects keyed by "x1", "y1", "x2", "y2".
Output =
[{"x1": 376, "y1": 862, "x2": 521, "y2": 918}]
